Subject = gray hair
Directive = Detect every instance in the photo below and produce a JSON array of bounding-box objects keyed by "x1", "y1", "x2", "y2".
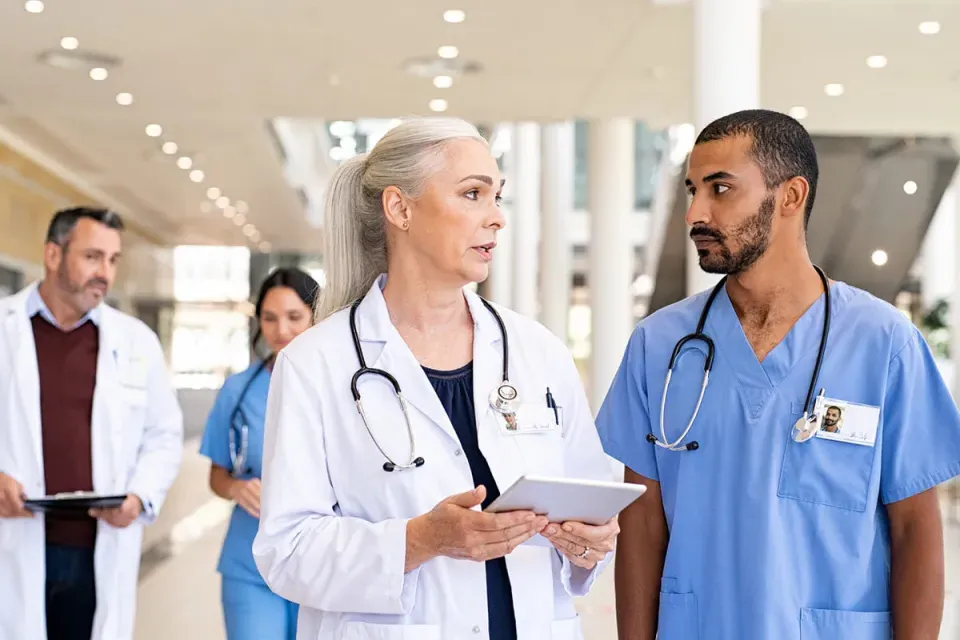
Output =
[
  {"x1": 46, "y1": 206, "x2": 124, "y2": 248},
  {"x1": 315, "y1": 117, "x2": 486, "y2": 321}
]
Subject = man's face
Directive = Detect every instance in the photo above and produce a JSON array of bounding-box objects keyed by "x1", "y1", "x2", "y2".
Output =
[
  {"x1": 684, "y1": 136, "x2": 777, "y2": 275},
  {"x1": 823, "y1": 407, "x2": 841, "y2": 428},
  {"x1": 44, "y1": 218, "x2": 122, "y2": 315}
]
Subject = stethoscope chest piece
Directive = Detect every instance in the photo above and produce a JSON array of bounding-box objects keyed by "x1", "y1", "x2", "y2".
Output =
[{"x1": 489, "y1": 381, "x2": 520, "y2": 415}]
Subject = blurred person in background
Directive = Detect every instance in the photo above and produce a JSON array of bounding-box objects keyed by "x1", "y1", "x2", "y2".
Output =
[
  {"x1": 199, "y1": 267, "x2": 319, "y2": 640},
  {"x1": 0, "y1": 207, "x2": 184, "y2": 640},
  {"x1": 252, "y1": 118, "x2": 619, "y2": 640}
]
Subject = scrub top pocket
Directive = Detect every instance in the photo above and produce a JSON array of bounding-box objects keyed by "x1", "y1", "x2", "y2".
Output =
[
  {"x1": 777, "y1": 402, "x2": 878, "y2": 512},
  {"x1": 800, "y1": 608, "x2": 891, "y2": 640},
  {"x1": 657, "y1": 591, "x2": 699, "y2": 640}
]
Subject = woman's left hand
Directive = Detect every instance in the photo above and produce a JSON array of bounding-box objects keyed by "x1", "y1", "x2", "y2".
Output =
[{"x1": 541, "y1": 516, "x2": 620, "y2": 569}]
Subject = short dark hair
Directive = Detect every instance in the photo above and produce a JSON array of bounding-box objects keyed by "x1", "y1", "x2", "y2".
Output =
[
  {"x1": 46, "y1": 206, "x2": 125, "y2": 247},
  {"x1": 251, "y1": 267, "x2": 321, "y2": 353},
  {"x1": 695, "y1": 109, "x2": 819, "y2": 225}
]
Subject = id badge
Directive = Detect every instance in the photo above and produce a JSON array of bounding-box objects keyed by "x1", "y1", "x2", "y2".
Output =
[
  {"x1": 498, "y1": 404, "x2": 560, "y2": 435},
  {"x1": 815, "y1": 397, "x2": 880, "y2": 447}
]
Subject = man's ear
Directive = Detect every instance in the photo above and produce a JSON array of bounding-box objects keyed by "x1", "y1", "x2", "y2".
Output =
[
  {"x1": 780, "y1": 176, "x2": 810, "y2": 221},
  {"x1": 42, "y1": 242, "x2": 62, "y2": 274}
]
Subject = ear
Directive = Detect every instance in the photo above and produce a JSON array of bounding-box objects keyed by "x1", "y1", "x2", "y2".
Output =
[
  {"x1": 382, "y1": 186, "x2": 411, "y2": 231},
  {"x1": 42, "y1": 242, "x2": 62, "y2": 273},
  {"x1": 780, "y1": 176, "x2": 810, "y2": 221}
]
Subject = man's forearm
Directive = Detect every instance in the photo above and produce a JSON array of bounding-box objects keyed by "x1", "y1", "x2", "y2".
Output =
[
  {"x1": 614, "y1": 538, "x2": 665, "y2": 640},
  {"x1": 890, "y1": 495, "x2": 944, "y2": 639}
]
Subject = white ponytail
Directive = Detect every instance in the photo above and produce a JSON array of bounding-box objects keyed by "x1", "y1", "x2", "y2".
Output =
[{"x1": 315, "y1": 117, "x2": 486, "y2": 321}]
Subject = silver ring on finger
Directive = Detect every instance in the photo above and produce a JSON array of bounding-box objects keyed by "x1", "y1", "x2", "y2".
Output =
[{"x1": 577, "y1": 546, "x2": 591, "y2": 559}]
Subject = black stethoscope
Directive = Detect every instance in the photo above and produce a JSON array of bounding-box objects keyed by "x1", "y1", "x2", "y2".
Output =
[
  {"x1": 349, "y1": 296, "x2": 519, "y2": 472},
  {"x1": 229, "y1": 359, "x2": 268, "y2": 477},
  {"x1": 646, "y1": 265, "x2": 831, "y2": 452}
]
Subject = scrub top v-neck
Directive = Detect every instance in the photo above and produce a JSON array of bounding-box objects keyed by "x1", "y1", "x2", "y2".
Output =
[{"x1": 423, "y1": 362, "x2": 518, "y2": 640}]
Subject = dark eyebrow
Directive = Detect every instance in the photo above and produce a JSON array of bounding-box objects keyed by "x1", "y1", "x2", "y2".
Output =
[
  {"x1": 684, "y1": 170, "x2": 737, "y2": 187},
  {"x1": 458, "y1": 174, "x2": 505, "y2": 188}
]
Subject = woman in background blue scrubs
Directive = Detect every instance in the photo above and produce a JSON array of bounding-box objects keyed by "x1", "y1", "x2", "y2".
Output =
[{"x1": 200, "y1": 267, "x2": 319, "y2": 640}]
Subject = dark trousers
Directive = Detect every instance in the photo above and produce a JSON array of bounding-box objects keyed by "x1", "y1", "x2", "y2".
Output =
[{"x1": 45, "y1": 543, "x2": 96, "y2": 640}]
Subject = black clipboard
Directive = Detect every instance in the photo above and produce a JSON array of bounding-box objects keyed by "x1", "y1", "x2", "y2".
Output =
[{"x1": 24, "y1": 492, "x2": 127, "y2": 514}]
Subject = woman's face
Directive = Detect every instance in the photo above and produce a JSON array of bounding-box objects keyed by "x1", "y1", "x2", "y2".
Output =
[
  {"x1": 390, "y1": 138, "x2": 505, "y2": 286},
  {"x1": 259, "y1": 286, "x2": 312, "y2": 354}
]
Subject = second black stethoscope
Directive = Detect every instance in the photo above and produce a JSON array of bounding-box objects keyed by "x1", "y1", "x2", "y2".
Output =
[
  {"x1": 350, "y1": 296, "x2": 519, "y2": 472},
  {"x1": 647, "y1": 265, "x2": 831, "y2": 452},
  {"x1": 229, "y1": 359, "x2": 268, "y2": 478}
]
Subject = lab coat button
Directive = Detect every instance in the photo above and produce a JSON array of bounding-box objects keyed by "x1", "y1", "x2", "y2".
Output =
[
  {"x1": 454, "y1": 448, "x2": 462, "y2": 456},
  {"x1": 472, "y1": 625, "x2": 481, "y2": 634}
]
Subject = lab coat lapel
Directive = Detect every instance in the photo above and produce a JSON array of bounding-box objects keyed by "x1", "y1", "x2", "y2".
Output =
[
  {"x1": 91, "y1": 308, "x2": 124, "y2": 493},
  {"x1": 357, "y1": 281, "x2": 460, "y2": 444},
  {"x1": 3, "y1": 286, "x2": 43, "y2": 480}
]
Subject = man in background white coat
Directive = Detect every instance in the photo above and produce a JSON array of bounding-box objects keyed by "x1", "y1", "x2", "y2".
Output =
[{"x1": 0, "y1": 207, "x2": 183, "y2": 640}]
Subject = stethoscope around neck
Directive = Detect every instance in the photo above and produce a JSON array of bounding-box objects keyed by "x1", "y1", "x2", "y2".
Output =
[
  {"x1": 228, "y1": 359, "x2": 269, "y2": 477},
  {"x1": 647, "y1": 265, "x2": 831, "y2": 452},
  {"x1": 349, "y1": 296, "x2": 518, "y2": 472}
]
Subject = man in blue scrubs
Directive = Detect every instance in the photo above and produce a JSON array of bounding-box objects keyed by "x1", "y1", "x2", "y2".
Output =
[{"x1": 596, "y1": 109, "x2": 960, "y2": 639}]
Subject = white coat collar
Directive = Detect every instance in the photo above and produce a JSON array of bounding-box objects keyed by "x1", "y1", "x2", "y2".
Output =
[{"x1": 351, "y1": 274, "x2": 506, "y2": 444}]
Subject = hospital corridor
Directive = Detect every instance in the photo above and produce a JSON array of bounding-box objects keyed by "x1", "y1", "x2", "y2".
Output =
[{"x1": 4, "y1": 1, "x2": 960, "y2": 639}]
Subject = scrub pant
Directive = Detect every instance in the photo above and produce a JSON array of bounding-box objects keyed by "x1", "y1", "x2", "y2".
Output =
[
  {"x1": 45, "y1": 543, "x2": 96, "y2": 640},
  {"x1": 222, "y1": 577, "x2": 298, "y2": 640}
]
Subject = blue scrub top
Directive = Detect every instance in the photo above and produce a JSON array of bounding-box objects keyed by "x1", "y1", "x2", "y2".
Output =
[
  {"x1": 199, "y1": 361, "x2": 271, "y2": 585},
  {"x1": 596, "y1": 281, "x2": 960, "y2": 639}
]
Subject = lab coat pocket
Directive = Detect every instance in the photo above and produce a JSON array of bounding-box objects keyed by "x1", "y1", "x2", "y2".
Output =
[
  {"x1": 777, "y1": 402, "x2": 877, "y2": 512},
  {"x1": 657, "y1": 591, "x2": 699, "y2": 640},
  {"x1": 338, "y1": 621, "x2": 441, "y2": 640},
  {"x1": 800, "y1": 608, "x2": 891, "y2": 640},
  {"x1": 551, "y1": 616, "x2": 585, "y2": 639}
]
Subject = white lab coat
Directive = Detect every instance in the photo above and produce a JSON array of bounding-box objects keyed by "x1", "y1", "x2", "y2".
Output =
[
  {"x1": 0, "y1": 283, "x2": 183, "y2": 640},
  {"x1": 253, "y1": 276, "x2": 616, "y2": 640}
]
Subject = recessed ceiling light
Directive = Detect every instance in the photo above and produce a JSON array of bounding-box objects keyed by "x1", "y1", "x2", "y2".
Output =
[
  {"x1": 145, "y1": 124, "x2": 163, "y2": 138},
  {"x1": 789, "y1": 106, "x2": 808, "y2": 120},
  {"x1": 216, "y1": 196, "x2": 230, "y2": 209},
  {"x1": 903, "y1": 180, "x2": 918, "y2": 195},
  {"x1": 233, "y1": 214, "x2": 246, "y2": 227},
  {"x1": 176, "y1": 156, "x2": 193, "y2": 170},
  {"x1": 60, "y1": 37, "x2": 79, "y2": 50},
  {"x1": 433, "y1": 75, "x2": 454, "y2": 89},
  {"x1": 161, "y1": 141, "x2": 178, "y2": 154},
  {"x1": 200, "y1": 201, "x2": 213, "y2": 213},
  {"x1": 259, "y1": 241, "x2": 272, "y2": 252},
  {"x1": 189, "y1": 169, "x2": 205, "y2": 183},
  {"x1": 223, "y1": 205, "x2": 236, "y2": 218},
  {"x1": 89, "y1": 67, "x2": 108, "y2": 81},
  {"x1": 115, "y1": 92, "x2": 133, "y2": 106},
  {"x1": 24, "y1": 1, "x2": 44, "y2": 13},
  {"x1": 235, "y1": 200, "x2": 249, "y2": 214},
  {"x1": 919, "y1": 21, "x2": 941, "y2": 35},
  {"x1": 866, "y1": 55, "x2": 888, "y2": 69},
  {"x1": 824, "y1": 83, "x2": 844, "y2": 97},
  {"x1": 243, "y1": 224, "x2": 256, "y2": 237},
  {"x1": 443, "y1": 9, "x2": 466, "y2": 23},
  {"x1": 207, "y1": 187, "x2": 221, "y2": 200},
  {"x1": 429, "y1": 98, "x2": 449, "y2": 112},
  {"x1": 250, "y1": 230, "x2": 261, "y2": 242},
  {"x1": 438, "y1": 45, "x2": 459, "y2": 59},
  {"x1": 871, "y1": 249, "x2": 888, "y2": 267}
]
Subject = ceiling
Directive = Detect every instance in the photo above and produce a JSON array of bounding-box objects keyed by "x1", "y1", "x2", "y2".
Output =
[{"x1": 0, "y1": 0, "x2": 958, "y2": 251}]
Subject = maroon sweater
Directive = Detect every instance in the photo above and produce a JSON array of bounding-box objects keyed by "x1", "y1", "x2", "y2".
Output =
[{"x1": 31, "y1": 315, "x2": 99, "y2": 548}]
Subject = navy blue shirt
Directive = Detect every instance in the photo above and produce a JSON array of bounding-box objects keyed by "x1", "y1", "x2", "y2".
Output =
[{"x1": 423, "y1": 363, "x2": 518, "y2": 640}]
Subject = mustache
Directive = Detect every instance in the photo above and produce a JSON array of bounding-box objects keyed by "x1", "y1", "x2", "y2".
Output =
[
  {"x1": 689, "y1": 226, "x2": 725, "y2": 242},
  {"x1": 86, "y1": 278, "x2": 109, "y2": 289}
]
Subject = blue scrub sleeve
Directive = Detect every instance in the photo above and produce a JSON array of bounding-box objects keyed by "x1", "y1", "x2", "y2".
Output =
[
  {"x1": 879, "y1": 327, "x2": 960, "y2": 504},
  {"x1": 595, "y1": 326, "x2": 659, "y2": 481},
  {"x1": 199, "y1": 384, "x2": 237, "y2": 472}
]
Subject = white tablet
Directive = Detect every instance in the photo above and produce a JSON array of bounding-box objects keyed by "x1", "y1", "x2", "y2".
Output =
[{"x1": 484, "y1": 474, "x2": 647, "y2": 525}]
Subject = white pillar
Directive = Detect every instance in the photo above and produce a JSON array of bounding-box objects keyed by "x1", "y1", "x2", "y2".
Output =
[
  {"x1": 512, "y1": 123, "x2": 541, "y2": 317},
  {"x1": 687, "y1": 0, "x2": 762, "y2": 296},
  {"x1": 952, "y1": 177, "x2": 960, "y2": 404},
  {"x1": 539, "y1": 122, "x2": 574, "y2": 341},
  {"x1": 487, "y1": 124, "x2": 515, "y2": 306},
  {"x1": 589, "y1": 119, "x2": 635, "y2": 410}
]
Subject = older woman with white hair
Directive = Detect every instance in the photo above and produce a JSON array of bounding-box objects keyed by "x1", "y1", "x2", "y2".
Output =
[{"x1": 253, "y1": 117, "x2": 618, "y2": 639}]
